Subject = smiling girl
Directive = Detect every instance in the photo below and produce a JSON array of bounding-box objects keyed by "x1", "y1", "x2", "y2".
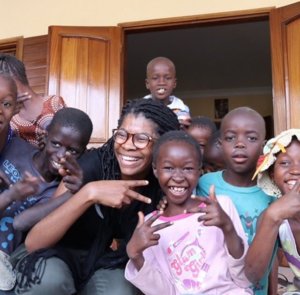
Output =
[
  {"x1": 246, "y1": 129, "x2": 300, "y2": 293},
  {"x1": 125, "y1": 130, "x2": 251, "y2": 294}
]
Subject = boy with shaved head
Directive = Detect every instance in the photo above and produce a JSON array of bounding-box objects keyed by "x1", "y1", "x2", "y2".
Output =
[
  {"x1": 197, "y1": 107, "x2": 276, "y2": 295},
  {"x1": 144, "y1": 56, "x2": 190, "y2": 126}
]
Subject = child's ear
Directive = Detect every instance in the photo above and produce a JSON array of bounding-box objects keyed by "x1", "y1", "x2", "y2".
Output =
[
  {"x1": 173, "y1": 78, "x2": 177, "y2": 89},
  {"x1": 145, "y1": 78, "x2": 150, "y2": 89},
  {"x1": 152, "y1": 163, "x2": 158, "y2": 178},
  {"x1": 198, "y1": 166, "x2": 203, "y2": 177}
]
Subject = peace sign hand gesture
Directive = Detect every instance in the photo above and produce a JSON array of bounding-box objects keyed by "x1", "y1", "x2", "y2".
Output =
[{"x1": 126, "y1": 211, "x2": 172, "y2": 270}]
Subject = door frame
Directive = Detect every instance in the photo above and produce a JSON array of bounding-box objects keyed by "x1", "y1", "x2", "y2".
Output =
[{"x1": 118, "y1": 7, "x2": 276, "y2": 130}]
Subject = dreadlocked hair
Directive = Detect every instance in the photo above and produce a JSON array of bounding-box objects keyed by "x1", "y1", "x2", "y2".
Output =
[
  {"x1": 98, "y1": 98, "x2": 180, "y2": 180},
  {"x1": 0, "y1": 53, "x2": 29, "y2": 85}
]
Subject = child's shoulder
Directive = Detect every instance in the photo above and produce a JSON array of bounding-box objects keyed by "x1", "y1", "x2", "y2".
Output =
[
  {"x1": 169, "y1": 96, "x2": 189, "y2": 111},
  {"x1": 5, "y1": 136, "x2": 37, "y2": 154}
]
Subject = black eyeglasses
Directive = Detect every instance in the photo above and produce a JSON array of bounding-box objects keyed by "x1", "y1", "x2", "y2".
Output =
[{"x1": 112, "y1": 129, "x2": 156, "y2": 149}]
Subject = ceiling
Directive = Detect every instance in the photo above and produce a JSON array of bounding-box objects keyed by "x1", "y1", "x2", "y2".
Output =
[{"x1": 125, "y1": 19, "x2": 272, "y2": 100}]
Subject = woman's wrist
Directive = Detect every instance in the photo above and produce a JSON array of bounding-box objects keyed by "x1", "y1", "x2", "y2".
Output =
[{"x1": 84, "y1": 182, "x2": 98, "y2": 204}]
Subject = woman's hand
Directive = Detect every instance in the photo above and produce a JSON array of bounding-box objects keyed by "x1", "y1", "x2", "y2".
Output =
[{"x1": 85, "y1": 179, "x2": 153, "y2": 208}]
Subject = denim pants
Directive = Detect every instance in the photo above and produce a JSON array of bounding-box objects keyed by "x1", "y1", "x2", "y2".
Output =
[{"x1": 5, "y1": 244, "x2": 139, "y2": 295}]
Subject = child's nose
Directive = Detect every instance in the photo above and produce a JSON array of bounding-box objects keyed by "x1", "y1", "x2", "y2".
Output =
[
  {"x1": 234, "y1": 140, "x2": 246, "y2": 149},
  {"x1": 158, "y1": 77, "x2": 166, "y2": 84},
  {"x1": 57, "y1": 147, "x2": 67, "y2": 158},
  {"x1": 172, "y1": 169, "x2": 185, "y2": 181},
  {"x1": 289, "y1": 164, "x2": 300, "y2": 175}
]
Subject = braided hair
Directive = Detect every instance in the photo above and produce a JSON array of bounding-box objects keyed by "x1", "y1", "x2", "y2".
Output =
[
  {"x1": 0, "y1": 72, "x2": 18, "y2": 99},
  {"x1": 0, "y1": 53, "x2": 29, "y2": 85},
  {"x1": 98, "y1": 98, "x2": 180, "y2": 180}
]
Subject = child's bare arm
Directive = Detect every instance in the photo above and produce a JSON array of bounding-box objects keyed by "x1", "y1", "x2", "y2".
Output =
[
  {"x1": 245, "y1": 182, "x2": 300, "y2": 283},
  {"x1": 0, "y1": 172, "x2": 39, "y2": 211},
  {"x1": 126, "y1": 211, "x2": 172, "y2": 271},
  {"x1": 13, "y1": 190, "x2": 73, "y2": 231}
]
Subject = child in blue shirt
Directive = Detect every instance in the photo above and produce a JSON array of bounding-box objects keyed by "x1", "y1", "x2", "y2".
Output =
[{"x1": 197, "y1": 107, "x2": 276, "y2": 295}]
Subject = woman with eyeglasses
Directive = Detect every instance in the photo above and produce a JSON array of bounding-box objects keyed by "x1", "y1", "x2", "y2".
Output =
[{"x1": 9, "y1": 99, "x2": 180, "y2": 295}]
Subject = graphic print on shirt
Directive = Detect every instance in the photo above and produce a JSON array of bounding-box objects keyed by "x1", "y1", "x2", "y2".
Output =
[
  {"x1": 239, "y1": 210, "x2": 259, "y2": 244},
  {"x1": 167, "y1": 230, "x2": 209, "y2": 293},
  {"x1": 2, "y1": 160, "x2": 21, "y2": 183}
]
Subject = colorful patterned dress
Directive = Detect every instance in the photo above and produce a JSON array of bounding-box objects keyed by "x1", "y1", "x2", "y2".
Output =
[{"x1": 10, "y1": 95, "x2": 66, "y2": 147}]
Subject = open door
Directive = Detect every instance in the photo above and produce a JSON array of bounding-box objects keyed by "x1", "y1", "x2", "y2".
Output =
[
  {"x1": 270, "y1": 1, "x2": 300, "y2": 134},
  {"x1": 47, "y1": 26, "x2": 123, "y2": 145}
]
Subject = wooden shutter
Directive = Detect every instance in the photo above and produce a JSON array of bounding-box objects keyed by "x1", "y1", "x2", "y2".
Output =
[
  {"x1": 47, "y1": 26, "x2": 123, "y2": 145},
  {"x1": 270, "y1": 2, "x2": 300, "y2": 133}
]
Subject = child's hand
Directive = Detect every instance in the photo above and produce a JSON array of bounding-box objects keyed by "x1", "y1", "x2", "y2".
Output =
[
  {"x1": 268, "y1": 180, "x2": 300, "y2": 221},
  {"x1": 126, "y1": 211, "x2": 172, "y2": 270},
  {"x1": 14, "y1": 92, "x2": 32, "y2": 114},
  {"x1": 58, "y1": 152, "x2": 83, "y2": 194},
  {"x1": 0, "y1": 170, "x2": 10, "y2": 191},
  {"x1": 11, "y1": 171, "x2": 39, "y2": 201},
  {"x1": 187, "y1": 185, "x2": 233, "y2": 232}
]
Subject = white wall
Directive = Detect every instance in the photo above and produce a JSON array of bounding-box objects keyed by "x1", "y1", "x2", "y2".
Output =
[{"x1": 1, "y1": 0, "x2": 299, "y2": 39}]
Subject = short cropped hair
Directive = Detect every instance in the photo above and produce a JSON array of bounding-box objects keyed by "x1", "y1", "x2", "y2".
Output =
[
  {"x1": 153, "y1": 130, "x2": 202, "y2": 166},
  {"x1": 189, "y1": 116, "x2": 217, "y2": 134},
  {"x1": 48, "y1": 107, "x2": 93, "y2": 147}
]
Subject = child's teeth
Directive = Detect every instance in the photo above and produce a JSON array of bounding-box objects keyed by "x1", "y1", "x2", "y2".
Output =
[
  {"x1": 171, "y1": 187, "x2": 185, "y2": 192},
  {"x1": 158, "y1": 88, "x2": 165, "y2": 94},
  {"x1": 287, "y1": 180, "x2": 297, "y2": 188},
  {"x1": 52, "y1": 161, "x2": 62, "y2": 169}
]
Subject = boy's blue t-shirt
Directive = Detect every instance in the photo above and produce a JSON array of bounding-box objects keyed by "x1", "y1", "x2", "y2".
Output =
[{"x1": 197, "y1": 171, "x2": 276, "y2": 295}]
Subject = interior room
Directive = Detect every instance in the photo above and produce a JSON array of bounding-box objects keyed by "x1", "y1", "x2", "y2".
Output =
[{"x1": 125, "y1": 18, "x2": 274, "y2": 137}]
